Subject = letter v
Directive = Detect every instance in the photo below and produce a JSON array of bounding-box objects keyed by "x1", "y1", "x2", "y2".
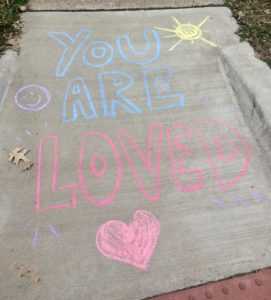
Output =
[
  {"x1": 118, "y1": 123, "x2": 163, "y2": 202},
  {"x1": 48, "y1": 29, "x2": 91, "y2": 77}
]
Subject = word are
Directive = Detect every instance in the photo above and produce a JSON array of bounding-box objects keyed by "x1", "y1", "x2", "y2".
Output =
[
  {"x1": 63, "y1": 67, "x2": 184, "y2": 122},
  {"x1": 35, "y1": 120, "x2": 252, "y2": 212},
  {"x1": 96, "y1": 210, "x2": 160, "y2": 271}
]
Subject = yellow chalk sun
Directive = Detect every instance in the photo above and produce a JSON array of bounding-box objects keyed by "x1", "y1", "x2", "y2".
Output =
[{"x1": 155, "y1": 16, "x2": 217, "y2": 51}]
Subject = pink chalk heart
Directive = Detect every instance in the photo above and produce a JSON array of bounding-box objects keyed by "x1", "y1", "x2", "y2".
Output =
[{"x1": 96, "y1": 210, "x2": 160, "y2": 271}]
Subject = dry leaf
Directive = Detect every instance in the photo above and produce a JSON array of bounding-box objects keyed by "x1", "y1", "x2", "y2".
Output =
[{"x1": 8, "y1": 147, "x2": 33, "y2": 170}]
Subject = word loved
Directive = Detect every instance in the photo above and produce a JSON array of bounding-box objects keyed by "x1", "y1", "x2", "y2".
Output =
[
  {"x1": 49, "y1": 29, "x2": 160, "y2": 77},
  {"x1": 35, "y1": 120, "x2": 252, "y2": 212},
  {"x1": 63, "y1": 68, "x2": 184, "y2": 122},
  {"x1": 96, "y1": 210, "x2": 160, "y2": 270}
]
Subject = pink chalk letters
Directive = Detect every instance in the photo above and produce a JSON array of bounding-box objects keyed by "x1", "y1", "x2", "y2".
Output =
[
  {"x1": 35, "y1": 121, "x2": 252, "y2": 212},
  {"x1": 96, "y1": 210, "x2": 160, "y2": 270}
]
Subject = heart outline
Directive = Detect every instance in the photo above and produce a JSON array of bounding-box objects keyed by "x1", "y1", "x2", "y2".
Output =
[{"x1": 96, "y1": 210, "x2": 160, "y2": 271}]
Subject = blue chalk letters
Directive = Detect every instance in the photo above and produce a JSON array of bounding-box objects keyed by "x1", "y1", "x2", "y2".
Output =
[
  {"x1": 143, "y1": 67, "x2": 185, "y2": 112},
  {"x1": 116, "y1": 29, "x2": 161, "y2": 65},
  {"x1": 63, "y1": 77, "x2": 97, "y2": 122},
  {"x1": 98, "y1": 71, "x2": 142, "y2": 118},
  {"x1": 48, "y1": 29, "x2": 91, "y2": 77}
]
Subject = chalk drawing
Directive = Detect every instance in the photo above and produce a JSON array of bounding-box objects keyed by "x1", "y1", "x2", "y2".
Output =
[
  {"x1": 117, "y1": 29, "x2": 161, "y2": 65},
  {"x1": 213, "y1": 198, "x2": 225, "y2": 208},
  {"x1": 0, "y1": 82, "x2": 10, "y2": 112},
  {"x1": 143, "y1": 67, "x2": 185, "y2": 112},
  {"x1": 48, "y1": 224, "x2": 60, "y2": 238},
  {"x1": 32, "y1": 228, "x2": 39, "y2": 247},
  {"x1": 98, "y1": 71, "x2": 142, "y2": 118},
  {"x1": 31, "y1": 224, "x2": 60, "y2": 248},
  {"x1": 118, "y1": 123, "x2": 163, "y2": 202},
  {"x1": 35, "y1": 121, "x2": 252, "y2": 212},
  {"x1": 35, "y1": 135, "x2": 78, "y2": 212},
  {"x1": 167, "y1": 122, "x2": 205, "y2": 192},
  {"x1": 63, "y1": 77, "x2": 97, "y2": 122},
  {"x1": 96, "y1": 210, "x2": 160, "y2": 270},
  {"x1": 251, "y1": 191, "x2": 267, "y2": 203},
  {"x1": 155, "y1": 16, "x2": 217, "y2": 51},
  {"x1": 83, "y1": 41, "x2": 114, "y2": 68},
  {"x1": 89, "y1": 154, "x2": 108, "y2": 178},
  {"x1": 15, "y1": 84, "x2": 51, "y2": 112},
  {"x1": 213, "y1": 192, "x2": 270, "y2": 208},
  {"x1": 78, "y1": 131, "x2": 123, "y2": 207},
  {"x1": 48, "y1": 28, "x2": 91, "y2": 77}
]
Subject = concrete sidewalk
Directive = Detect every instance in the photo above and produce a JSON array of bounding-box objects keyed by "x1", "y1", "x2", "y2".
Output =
[
  {"x1": 0, "y1": 5, "x2": 271, "y2": 300},
  {"x1": 29, "y1": 0, "x2": 224, "y2": 11}
]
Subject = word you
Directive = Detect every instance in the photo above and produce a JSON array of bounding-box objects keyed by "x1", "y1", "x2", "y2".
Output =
[
  {"x1": 96, "y1": 210, "x2": 160, "y2": 271},
  {"x1": 35, "y1": 120, "x2": 252, "y2": 212},
  {"x1": 62, "y1": 68, "x2": 184, "y2": 122},
  {"x1": 15, "y1": 84, "x2": 51, "y2": 112},
  {"x1": 49, "y1": 29, "x2": 160, "y2": 77},
  {"x1": 156, "y1": 16, "x2": 217, "y2": 51}
]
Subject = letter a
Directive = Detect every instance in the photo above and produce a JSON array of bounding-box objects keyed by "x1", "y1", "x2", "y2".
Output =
[{"x1": 63, "y1": 77, "x2": 97, "y2": 122}]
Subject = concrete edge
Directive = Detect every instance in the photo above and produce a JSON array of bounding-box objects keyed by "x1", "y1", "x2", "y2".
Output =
[
  {"x1": 220, "y1": 42, "x2": 271, "y2": 164},
  {"x1": 0, "y1": 51, "x2": 18, "y2": 113},
  {"x1": 28, "y1": 0, "x2": 224, "y2": 11}
]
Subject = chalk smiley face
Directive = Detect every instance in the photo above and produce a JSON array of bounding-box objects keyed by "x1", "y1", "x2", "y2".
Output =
[{"x1": 15, "y1": 84, "x2": 51, "y2": 112}]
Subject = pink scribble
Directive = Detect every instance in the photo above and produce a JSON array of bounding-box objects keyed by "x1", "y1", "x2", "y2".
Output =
[
  {"x1": 78, "y1": 131, "x2": 122, "y2": 207},
  {"x1": 118, "y1": 123, "x2": 163, "y2": 202},
  {"x1": 96, "y1": 210, "x2": 160, "y2": 271}
]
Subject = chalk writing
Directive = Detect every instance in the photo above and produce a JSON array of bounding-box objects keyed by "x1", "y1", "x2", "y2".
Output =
[
  {"x1": 63, "y1": 77, "x2": 97, "y2": 122},
  {"x1": 78, "y1": 131, "x2": 122, "y2": 207},
  {"x1": 96, "y1": 210, "x2": 160, "y2": 270},
  {"x1": 48, "y1": 29, "x2": 92, "y2": 77},
  {"x1": 49, "y1": 28, "x2": 160, "y2": 77},
  {"x1": 35, "y1": 121, "x2": 252, "y2": 212},
  {"x1": 15, "y1": 84, "x2": 51, "y2": 112},
  {"x1": 116, "y1": 29, "x2": 161, "y2": 65},
  {"x1": 63, "y1": 68, "x2": 185, "y2": 122},
  {"x1": 83, "y1": 41, "x2": 114, "y2": 68},
  {"x1": 156, "y1": 16, "x2": 217, "y2": 51}
]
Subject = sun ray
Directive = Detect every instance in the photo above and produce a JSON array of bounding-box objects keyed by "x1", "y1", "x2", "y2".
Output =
[
  {"x1": 200, "y1": 36, "x2": 217, "y2": 47},
  {"x1": 198, "y1": 16, "x2": 210, "y2": 28},
  {"x1": 169, "y1": 39, "x2": 183, "y2": 51},
  {"x1": 154, "y1": 26, "x2": 177, "y2": 33},
  {"x1": 164, "y1": 34, "x2": 178, "y2": 38},
  {"x1": 172, "y1": 16, "x2": 181, "y2": 26}
]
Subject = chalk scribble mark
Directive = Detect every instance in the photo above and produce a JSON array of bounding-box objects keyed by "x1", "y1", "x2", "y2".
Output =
[{"x1": 96, "y1": 210, "x2": 160, "y2": 271}]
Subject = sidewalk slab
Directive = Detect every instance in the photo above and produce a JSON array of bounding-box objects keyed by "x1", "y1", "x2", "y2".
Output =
[
  {"x1": 0, "y1": 7, "x2": 271, "y2": 300},
  {"x1": 29, "y1": 0, "x2": 224, "y2": 11}
]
